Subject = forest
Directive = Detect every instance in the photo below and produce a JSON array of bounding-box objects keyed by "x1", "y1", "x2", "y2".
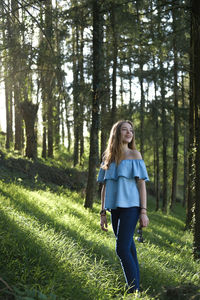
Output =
[{"x1": 0, "y1": 0, "x2": 200, "y2": 299}]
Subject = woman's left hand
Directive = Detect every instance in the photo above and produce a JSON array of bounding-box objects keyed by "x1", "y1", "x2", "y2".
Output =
[{"x1": 140, "y1": 213, "x2": 149, "y2": 228}]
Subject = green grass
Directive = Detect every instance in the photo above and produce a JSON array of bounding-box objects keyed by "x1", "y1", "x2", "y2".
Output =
[{"x1": 0, "y1": 164, "x2": 200, "y2": 300}]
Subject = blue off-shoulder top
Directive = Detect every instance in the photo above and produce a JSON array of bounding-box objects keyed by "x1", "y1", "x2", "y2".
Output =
[{"x1": 97, "y1": 159, "x2": 149, "y2": 210}]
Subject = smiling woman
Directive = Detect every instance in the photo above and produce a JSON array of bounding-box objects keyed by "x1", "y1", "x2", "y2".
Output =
[{"x1": 98, "y1": 120, "x2": 149, "y2": 295}]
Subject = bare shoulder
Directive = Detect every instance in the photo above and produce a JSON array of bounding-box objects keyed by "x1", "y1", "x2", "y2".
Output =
[{"x1": 129, "y1": 149, "x2": 143, "y2": 160}]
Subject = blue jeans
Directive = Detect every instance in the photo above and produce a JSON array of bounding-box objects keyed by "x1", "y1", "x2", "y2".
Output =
[{"x1": 111, "y1": 207, "x2": 140, "y2": 293}]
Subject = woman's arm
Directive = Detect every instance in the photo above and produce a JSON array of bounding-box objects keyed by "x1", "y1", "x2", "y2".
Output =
[
  {"x1": 137, "y1": 179, "x2": 149, "y2": 227},
  {"x1": 100, "y1": 184, "x2": 108, "y2": 232}
]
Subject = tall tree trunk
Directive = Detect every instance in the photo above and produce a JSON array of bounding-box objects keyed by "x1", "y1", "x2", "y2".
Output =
[
  {"x1": 100, "y1": 22, "x2": 110, "y2": 160},
  {"x1": 182, "y1": 74, "x2": 188, "y2": 208},
  {"x1": 65, "y1": 98, "x2": 71, "y2": 152},
  {"x1": 11, "y1": 0, "x2": 23, "y2": 152},
  {"x1": 14, "y1": 83, "x2": 23, "y2": 152},
  {"x1": 2, "y1": 2, "x2": 13, "y2": 149},
  {"x1": 192, "y1": 0, "x2": 200, "y2": 259},
  {"x1": 47, "y1": 90, "x2": 54, "y2": 158},
  {"x1": 170, "y1": 5, "x2": 179, "y2": 210},
  {"x1": 139, "y1": 63, "x2": 145, "y2": 158},
  {"x1": 39, "y1": 0, "x2": 54, "y2": 158},
  {"x1": 84, "y1": 0, "x2": 103, "y2": 209},
  {"x1": 54, "y1": 0, "x2": 62, "y2": 150},
  {"x1": 79, "y1": 25, "x2": 85, "y2": 163},
  {"x1": 45, "y1": 0, "x2": 54, "y2": 158},
  {"x1": 61, "y1": 106, "x2": 65, "y2": 146},
  {"x1": 160, "y1": 62, "x2": 168, "y2": 213},
  {"x1": 119, "y1": 58, "x2": 124, "y2": 105},
  {"x1": 128, "y1": 58, "x2": 133, "y2": 117},
  {"x1": 136, "y1": 2, "x2": 145, "y2": 157},
  {"x1": 153, "y1": 67, "x2": 160, "y2": 211},
  {"x1": 110, "y1": 4, "x2": 118, "y2": 125},
  {"x1": 42, "y1": 98, "x2": 47, "y2": 159},
  {"x1": 186, "y1": 12, "x2": 195, "y2": 230},
  {"x1": 4, "y1": 78, "x2": 13, "y2": 149},
  {"x1": 72, "y1": 25, "x2": 79, "y2": 166}
]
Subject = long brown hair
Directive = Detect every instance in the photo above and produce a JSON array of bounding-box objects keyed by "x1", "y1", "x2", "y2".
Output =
[{"x1": 102, "y1": 120, "x2": 136, "y2": 170}]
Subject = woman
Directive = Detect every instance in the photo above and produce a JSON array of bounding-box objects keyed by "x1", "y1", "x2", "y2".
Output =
[{"x1": 97, "y1": 120, "x2": 149, "y2": 294}]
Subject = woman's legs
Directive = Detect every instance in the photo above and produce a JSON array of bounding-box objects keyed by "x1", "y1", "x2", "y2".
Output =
[{"x1": 111, "y1": 207, "x2": 140, "y2": 293}]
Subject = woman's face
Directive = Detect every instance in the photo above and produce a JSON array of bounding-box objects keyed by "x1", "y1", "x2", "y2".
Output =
[{"x1": 120, "y1": 122, "x2": 133, "y2": 144}]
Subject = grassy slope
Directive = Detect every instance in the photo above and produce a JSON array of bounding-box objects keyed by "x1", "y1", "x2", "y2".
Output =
[{"x1": 0, "y1": 161, "x2": 200, "y2": 300}]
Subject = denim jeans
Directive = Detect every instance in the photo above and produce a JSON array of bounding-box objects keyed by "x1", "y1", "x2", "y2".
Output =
[{"x1": 111, "y1": 207, "x2": 140, "y2": 293}]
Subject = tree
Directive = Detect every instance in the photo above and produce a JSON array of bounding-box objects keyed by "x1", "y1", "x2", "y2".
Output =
[
  {"x1": 110, "y1": 2, "x2": 118, "y2": 125},
  {"x1": 170, "y1": 2, "x2": 179, "y2": 210},
  {"x1": 38, "y1": 0, "x2": 55, "y2": 158},
  {"x1": 1, "y1": 2, "x2": 13, "y2": 149},
  {"x1": 11, "y1": 0, "x2": 24, "y2": 152},
  {"x1": 84, "y1": 0, "x2": 104, "y2": 209},
  {"x1": 191, "y1": 0, "x2": 200, "y2": 259},
  {"x1": 186, "y1": 20, "x2": 195, "y2": 229}
]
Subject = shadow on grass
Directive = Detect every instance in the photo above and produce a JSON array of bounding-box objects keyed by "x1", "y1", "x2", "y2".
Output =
[
  {"x1": 0, "y1": 185, "x2": 124, "y2": 297},
  {"x1": 0, "y1": 185, "x2": 115, "y2": 262},
  {"x1": 141, "y1": 211, "x2": 194, "y2": 262},
  {"x1": 0, "y1": 179, "x2": 199, "y2": 299},
  {"x1": 0, "y1": 206, "x2": 112, "y2": 300}
]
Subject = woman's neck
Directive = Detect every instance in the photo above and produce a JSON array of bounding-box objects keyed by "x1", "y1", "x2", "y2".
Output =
[{"x1": 121, "y1": 143, "x2": 129, "y2": 153}]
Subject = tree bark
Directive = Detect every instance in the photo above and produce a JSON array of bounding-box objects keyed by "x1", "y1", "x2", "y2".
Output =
[
  {"x1": 153, "y1": 68, "x2": 160, "y2": 211},
  {"x1": 1, "y1": 2, "x2": 13, "y2": 149},
  {"x1": 170, "y1": 5, "x2": 179, "y2": 210},
  {"x1": 182, "y1": 74, "x2": 188, "y2": 208},
  {"x1": 79, "y1": 24, "x2": 85, "y2": 164},
  {"x1": 84, "y1": 0, "x2": 103, "y2": 209},
  {"x1": 72, "y1": 25, "x2": 80, "y2": 166},
  {"x1": 20, "y1": 101, "x2": 38, "y2": 159},
  {"x1": 45, "y1": 0, "x2": 54, "y2": 158},
  {"x1": 192, "y1": 0, "x2": 200, "y2": 259},
  {"x1": 160, "y1": 62, "x2": 168, "y2": 213},
  {"x1": 186, "y1": 10, "x2": 195, "y2": 230},
  {"x1": 100, "y1": 22, "x2": 110, "y2": 160},
  {"x1": 11, "y1": 0, "x2": 23, "y2": 152},
  {"x1": 110, "y1": 4, "x2": 118, "y2": 125}
]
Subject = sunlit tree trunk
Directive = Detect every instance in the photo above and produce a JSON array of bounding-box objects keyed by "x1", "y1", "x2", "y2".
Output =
[
  {"x1": 11, "y1": 0, "x2": 23, "y2": 152},
  {"x1": 72, "y1": 25, "x2": 79, "y2": 166},
  {"x1": 45, "y1": 0, "x2": 54, "y2": 158},
  {"x1": 1, "y1": 2, "x2": 13, "y2": 149}
]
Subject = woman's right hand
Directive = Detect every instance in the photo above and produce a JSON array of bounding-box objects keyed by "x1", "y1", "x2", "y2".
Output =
[
  {"x1": 100, "y1": 215, "x2": 108, "y2": 232},
  {"x1": 140, "y1": 213, "x2": 149, "y2": 228}
]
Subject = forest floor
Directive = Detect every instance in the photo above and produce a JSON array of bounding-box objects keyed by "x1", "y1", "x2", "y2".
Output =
[{"x1": 0, "y1": 153, "x2": 200, "y2": 300}]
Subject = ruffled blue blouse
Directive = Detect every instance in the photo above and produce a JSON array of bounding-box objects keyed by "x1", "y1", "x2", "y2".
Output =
[{"x1": 97, "y1": 159, "x2": 149, "y2": 210}]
